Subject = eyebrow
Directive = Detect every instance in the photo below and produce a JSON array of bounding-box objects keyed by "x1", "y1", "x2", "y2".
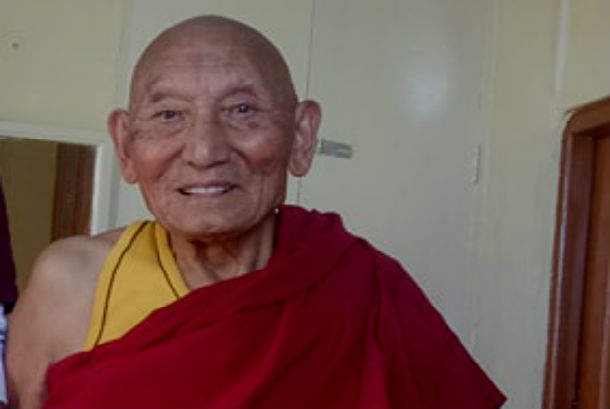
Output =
[
  {"x1": 140, "y1": 75, "x2": 189, "y2": 104},
  {"x1": 148, "y1": 90, "x2": 183, "y2": 104},
  {"x1": 217, "y1": 84, "x2": 260, "y2": 101},
  {"x1": 148, "y1": 85, "x2": 189, "y2": 104}
]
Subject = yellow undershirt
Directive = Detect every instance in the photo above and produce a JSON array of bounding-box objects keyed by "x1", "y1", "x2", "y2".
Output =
[{"x1": 83, "y1": 221, "x2": 190, "y2": 350}]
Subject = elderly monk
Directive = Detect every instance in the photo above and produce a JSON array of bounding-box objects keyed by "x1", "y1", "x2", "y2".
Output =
[{"x1": 6, "y1": 15, "x2": 505, "y2": 409}]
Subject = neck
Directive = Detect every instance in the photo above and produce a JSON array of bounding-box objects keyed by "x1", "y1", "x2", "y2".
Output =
[{"x1": 169, "y1": 214, "x2": 277, "y2": 289}]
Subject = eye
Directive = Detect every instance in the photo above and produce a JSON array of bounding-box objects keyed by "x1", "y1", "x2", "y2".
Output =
[
  {"x1": 230, "y1": 103, "x2": 256, "y2": 117},
  {"x1": 153, "y1": 110, "x2": 183, "y2": 121},
  {"x1": 236, "y1": 103, "x2": 250, "y2": 113}
]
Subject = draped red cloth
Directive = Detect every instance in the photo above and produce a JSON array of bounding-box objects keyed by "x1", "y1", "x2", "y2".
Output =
[{"x1": 43, "y1": 206, "x2": 505, "y2": 409}]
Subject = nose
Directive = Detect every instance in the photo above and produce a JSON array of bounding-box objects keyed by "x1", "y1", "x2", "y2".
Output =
[{"x1": 181, "y1": 115, "x2": 231, "y2": 168}]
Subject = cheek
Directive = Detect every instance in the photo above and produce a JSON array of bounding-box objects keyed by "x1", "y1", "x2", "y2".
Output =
[
  {"x1": 245, "y1": 140, "x2": 291, "y2": 176},
  {"x1": 233, "y1": 126, "x2": 293, "y2": 176},
  {"x1": 131, "y1": 138, "x2": 182, "y2": 183}
]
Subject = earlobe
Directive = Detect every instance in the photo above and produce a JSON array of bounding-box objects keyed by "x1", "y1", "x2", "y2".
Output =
[
  {"x1": 289, "y1": 100, "x2": 321, "y2": 177},
  {"x1": 108, "y1": 109, "x2": 137, "y2": 184}
]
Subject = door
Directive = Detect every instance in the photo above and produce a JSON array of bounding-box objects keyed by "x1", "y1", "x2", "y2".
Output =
[
  {"x1": 544, "y1": 98, "x2": 610, "y2": 409},
  {"x1": 0, "y1": 137, "x2": 94, "y2": 289},
  {"x1": 578, "y1": 132, "x2": 609, "y2": 409},
  {"x1": 300, "y1": 0, "x2": 491, "y2": 341}
]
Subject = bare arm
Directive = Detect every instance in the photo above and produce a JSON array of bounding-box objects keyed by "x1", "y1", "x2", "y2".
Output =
[{"x1": 6, "y1": 235, "x2": 114, "y2": 409}]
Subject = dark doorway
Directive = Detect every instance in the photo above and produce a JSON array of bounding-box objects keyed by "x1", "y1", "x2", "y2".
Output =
[{"x1": 0, "y1": 137, "x2": 95, "y2": 289}]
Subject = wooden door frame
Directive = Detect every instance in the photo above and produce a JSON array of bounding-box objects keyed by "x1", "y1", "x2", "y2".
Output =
[
  {"x1": 543, "y1": 97, "x2": 610, "y2": 409},
  {"x1": 51, "y1": 143, "x2": 96, "y2": 239}
]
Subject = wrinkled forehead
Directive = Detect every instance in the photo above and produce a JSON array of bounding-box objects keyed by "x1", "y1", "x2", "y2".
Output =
[
  {"x1": 129, "y1": 20, "x2": 296, "y2": 109},
  {"x1": 131, "y1": 40, "x2": 269, "y2": 104},
  {"x1": 144, "y1": 47, "x2": 263, "y2": 90}
]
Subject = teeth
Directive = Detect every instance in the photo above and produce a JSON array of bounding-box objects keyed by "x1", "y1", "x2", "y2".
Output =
[{"x1": 181, "y1": 185, "x2": 231, "y2": 195}]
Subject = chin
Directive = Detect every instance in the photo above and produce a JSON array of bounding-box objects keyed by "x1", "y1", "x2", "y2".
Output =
[
  {"x1": 151, "y1": 196, "x2": 281, "y2": 240},
  {"x1": 163, "y1": 212, "x2": 258, "y2": 241},
  {"x1": 169, "y1": 218, "x2": 236, "y2": 238}
]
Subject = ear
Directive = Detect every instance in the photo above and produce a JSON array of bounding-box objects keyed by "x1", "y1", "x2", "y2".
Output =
[
  {"x1": 288, "y1": 100, "x2": 321, "y2": 177},
  {"x1": 108, "y1": 109, "x2": 137, "y2": 184}
]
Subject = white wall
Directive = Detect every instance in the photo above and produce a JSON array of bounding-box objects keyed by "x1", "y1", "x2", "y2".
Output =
[
  {"x1": 560, "y1": 0, "x2": 610, "y2": 109},
  {"x1": 0, "y1": 0, "x2": 123, "y2": 129}
]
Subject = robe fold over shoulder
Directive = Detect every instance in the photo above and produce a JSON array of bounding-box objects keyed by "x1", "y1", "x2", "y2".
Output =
[{"x1": 43, "y1": 206, "x2": 505, "y2": 409}]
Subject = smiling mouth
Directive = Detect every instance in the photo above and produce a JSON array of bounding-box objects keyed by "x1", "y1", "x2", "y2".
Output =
[{"x1": 178, "y1": 185, "x2": 235, "y2": 196}]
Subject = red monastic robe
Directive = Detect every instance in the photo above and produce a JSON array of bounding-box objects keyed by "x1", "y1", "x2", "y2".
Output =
[{"x1": 43, "y1": 206, "x2": 505, "y2": 409}]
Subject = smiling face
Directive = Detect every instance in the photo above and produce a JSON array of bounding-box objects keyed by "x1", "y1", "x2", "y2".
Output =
[{"x1": 109, "y1": 18, "x2": 320, "y2": 241}]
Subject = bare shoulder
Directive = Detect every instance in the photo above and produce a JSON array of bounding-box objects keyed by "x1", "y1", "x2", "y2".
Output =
[
  {"x1": 16, "y1": 228, "x2": 124, "y2": 315},
  {"x1": 33, "y1": 230, "x2": 119, "y2": 277},
  {"x1": 6, "y1": 227, "x2": 125, "y2": 409}
]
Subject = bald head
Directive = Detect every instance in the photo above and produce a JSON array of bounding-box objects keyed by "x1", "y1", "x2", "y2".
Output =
[
  {"x1": 108, "y1": 15, "x2": 321, "y2": 240},
  {"x1": 130, "y1": 16, "x2": 297, "y2": 110}
]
